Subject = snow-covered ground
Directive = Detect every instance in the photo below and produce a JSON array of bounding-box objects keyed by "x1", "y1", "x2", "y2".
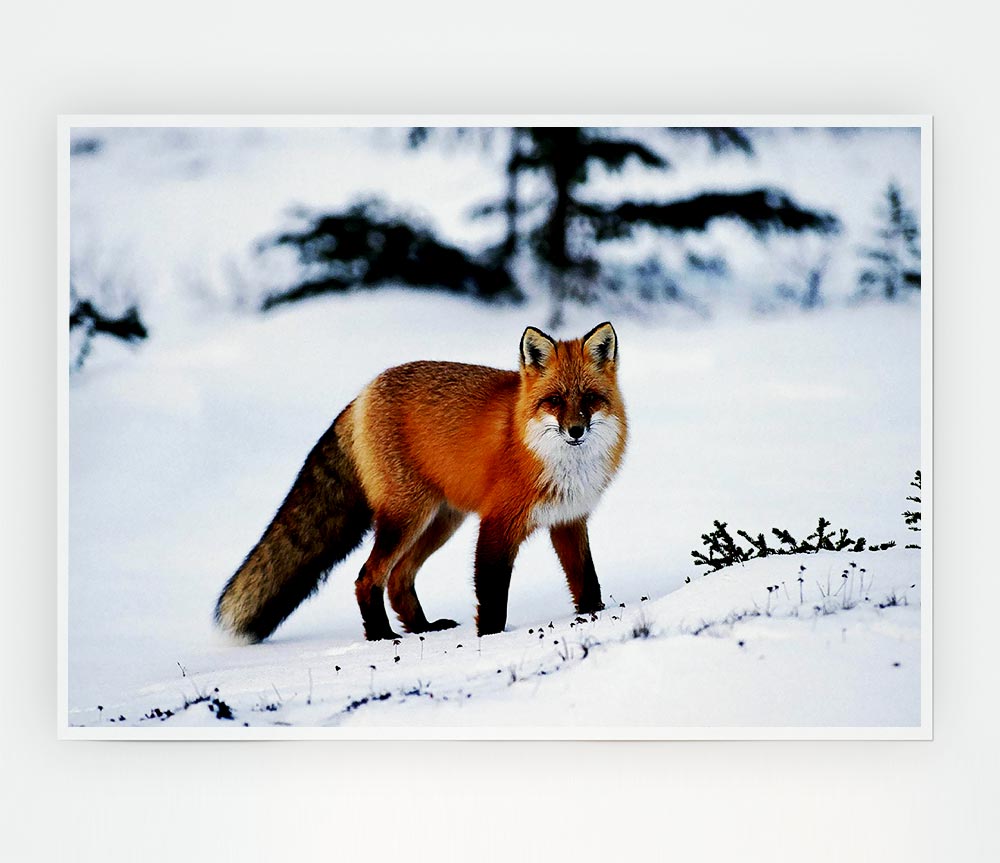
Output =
[
  {"x1": 64, "y1": 125, "x2": 924, "y2": 733},
  {"x1": 66, "y1": 291, "x2": 922, "y2": 732}
]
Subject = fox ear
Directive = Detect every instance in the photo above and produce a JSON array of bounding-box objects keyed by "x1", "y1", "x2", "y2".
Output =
[
  {"x1": 583, "y1": 322, "x2": 618, "y2": 368},
  {"x1": 520, "y1": 326, "x2": 556, "y2": 372}
]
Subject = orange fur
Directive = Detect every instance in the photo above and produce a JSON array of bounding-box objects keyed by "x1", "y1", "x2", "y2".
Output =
[{"x1": 216, "y1": 322, "x2": 627, "y2": 642}]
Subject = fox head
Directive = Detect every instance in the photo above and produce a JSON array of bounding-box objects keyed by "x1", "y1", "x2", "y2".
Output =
[{"x1": 518, "y1": 322, "x2": 627, "y2": 462}]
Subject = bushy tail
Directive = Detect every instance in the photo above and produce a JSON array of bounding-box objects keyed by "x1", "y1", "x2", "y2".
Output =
[{"x1": 215, "y1": 417, "x2": 372, "y2": 643}]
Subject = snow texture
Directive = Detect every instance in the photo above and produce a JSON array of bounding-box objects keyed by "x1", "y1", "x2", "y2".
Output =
[{"x1": 66, "y1": 126, "x2": 923, "y2": 732}]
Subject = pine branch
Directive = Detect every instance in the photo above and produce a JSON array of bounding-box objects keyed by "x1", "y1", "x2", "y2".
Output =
[
  {"x1": 581, "y1": 137, "x2": 669, "y2": 172},
  {"x1": 668, "y1": 127, "x2": 755, "y2": 156},
  {"x1": 581, "y1": 189, "x2": 839, "y2": 242}
]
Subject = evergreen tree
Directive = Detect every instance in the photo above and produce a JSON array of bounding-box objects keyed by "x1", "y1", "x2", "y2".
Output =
[
  {"x1": 261, "y1": 199, "x2": 519, "y2": 311},
  {"x1": 463, "y1": 127, "x2": 839, "y2": 326},
  {"x1": 263, "y1": 127, "x2": 840, "y2": 323},
  {"x1": 69, "y1": 292, "x2": 148, "y2": 370},
  {"x1": 68, "y1": 249, "x2": 148, "y2": 370},
  {"x1": 858, "y1": 181, "x2": 921, "y2": 300}
]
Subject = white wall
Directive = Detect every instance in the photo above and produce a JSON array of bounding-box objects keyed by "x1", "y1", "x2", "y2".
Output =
[{"x1": 2, "y1": 3, "x2": 996, "y2": 860}]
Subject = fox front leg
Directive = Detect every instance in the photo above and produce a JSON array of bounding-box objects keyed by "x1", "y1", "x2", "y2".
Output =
[
  {"x1": 550, "y1": 519, "x2": 604, "y2": 614},
  {"x1": 474, "y1": 517, "x2": 523, "y2": 636}
]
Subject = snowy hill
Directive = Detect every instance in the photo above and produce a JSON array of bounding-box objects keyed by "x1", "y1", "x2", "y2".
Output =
[
  {"x1": 72, "y1": 547, "x2": 920, "y2": 732},
  {"x1": 66, "y1": 290, "x2": 923, "y2": 734},
  {"x1": 64, "y1": 125, "x2": 924, "y2": 735}
]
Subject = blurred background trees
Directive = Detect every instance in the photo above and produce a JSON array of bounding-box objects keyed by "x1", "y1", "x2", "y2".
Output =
[
  {"x1": 260, "y1": 199, "x2": 520, "y2": 311},
  {"x1": 857, "y1": 181, "x2": 921, "y2": 300},
  {"x1": 261, "y1": 127, "x2": 841, "y2": 327},
  {"x1": 66, "y1": 125, "x2": 923, "y2": 370},
  {"x1": 68, "y1": 239, "x2": 148, "y2": 370},
  {"x1": 69, "y1": 296, "x2": 147, "y2": 370}
]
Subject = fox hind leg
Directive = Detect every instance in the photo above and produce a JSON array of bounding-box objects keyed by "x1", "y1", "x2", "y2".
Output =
[
  {"x1": 387, "y1": 504, "x2": 466, "y2": 633},
  {"x1": 356, "y1": 509, "x2": 436, "y2": 641}
]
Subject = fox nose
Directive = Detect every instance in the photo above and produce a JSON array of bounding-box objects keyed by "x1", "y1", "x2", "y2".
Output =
[{"x1": 567, "y1": 424, "x2": 585, "y2": 440}]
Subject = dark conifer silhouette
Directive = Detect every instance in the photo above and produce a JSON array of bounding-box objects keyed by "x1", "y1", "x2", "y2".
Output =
[
  {"x1": 69, "y1": 294, "x2": 148, "y2": 370},
  {"x1": 69, "y1": 243, "x2": 148, "y2": 369},
  {"x1": 261, "y1": 127, "x2": 840, "y2": 323},
  {"x1": 260, "y1": 200, "x2": 519, "y2": 310},
  {"x1": 858, "y1": 182, "x2": 921, "y2": 299}
]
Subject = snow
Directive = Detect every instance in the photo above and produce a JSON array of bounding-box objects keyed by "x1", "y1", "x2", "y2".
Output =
[
  {"x1": 64, "y1": 125, "x2": 924, "y2": 734},
  {"x1": 66, "y1": 294, "x2": 922, "y2": 732},
  {"x1": 67, "y1": 126, "x2": 921, "y2": 321}
]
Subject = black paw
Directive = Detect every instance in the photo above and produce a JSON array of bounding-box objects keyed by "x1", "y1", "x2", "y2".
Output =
[
  {"x1": 365, "y1": 628, "x2": 403, "y2": 642},
  {"x1": 426, "y1": 618, "x2": 459, "y2": 631},
  {"x1": 576, "y1": 601, "x2": 605, "y2": 614}
]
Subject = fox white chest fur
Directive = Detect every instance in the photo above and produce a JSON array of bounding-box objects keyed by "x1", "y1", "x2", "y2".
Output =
[
  {"x1": 216, "y1": 320, "x2": 625, "y2": 645},
  {"x1": 525, "y1": 411, "x2": 623, "y2": 528}
]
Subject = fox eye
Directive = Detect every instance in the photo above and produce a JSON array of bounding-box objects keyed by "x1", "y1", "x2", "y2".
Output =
[
  {"x1": 540, "y1": 395, "x2": 564, "y2": 410},
  {"x1": 582, "y1": 392, "x2": 604, "y2": 410}
]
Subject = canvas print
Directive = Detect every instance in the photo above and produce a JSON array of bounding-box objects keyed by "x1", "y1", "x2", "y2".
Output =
[{"x1": 62, "y1": 119, "x2": 929, "y2": 736}]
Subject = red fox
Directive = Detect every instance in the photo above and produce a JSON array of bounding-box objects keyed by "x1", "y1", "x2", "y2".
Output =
[{"x1": 215, "y1": 322, "x2": 627, "y2": 642}]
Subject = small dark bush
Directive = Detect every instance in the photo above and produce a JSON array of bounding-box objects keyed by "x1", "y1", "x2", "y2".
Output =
[
  {"x1": 691, "y1": 517, "x2": 895, "y2": 573},
  {"x1": 903, "y1": 470, "x2": 921, "y2": 549}
]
